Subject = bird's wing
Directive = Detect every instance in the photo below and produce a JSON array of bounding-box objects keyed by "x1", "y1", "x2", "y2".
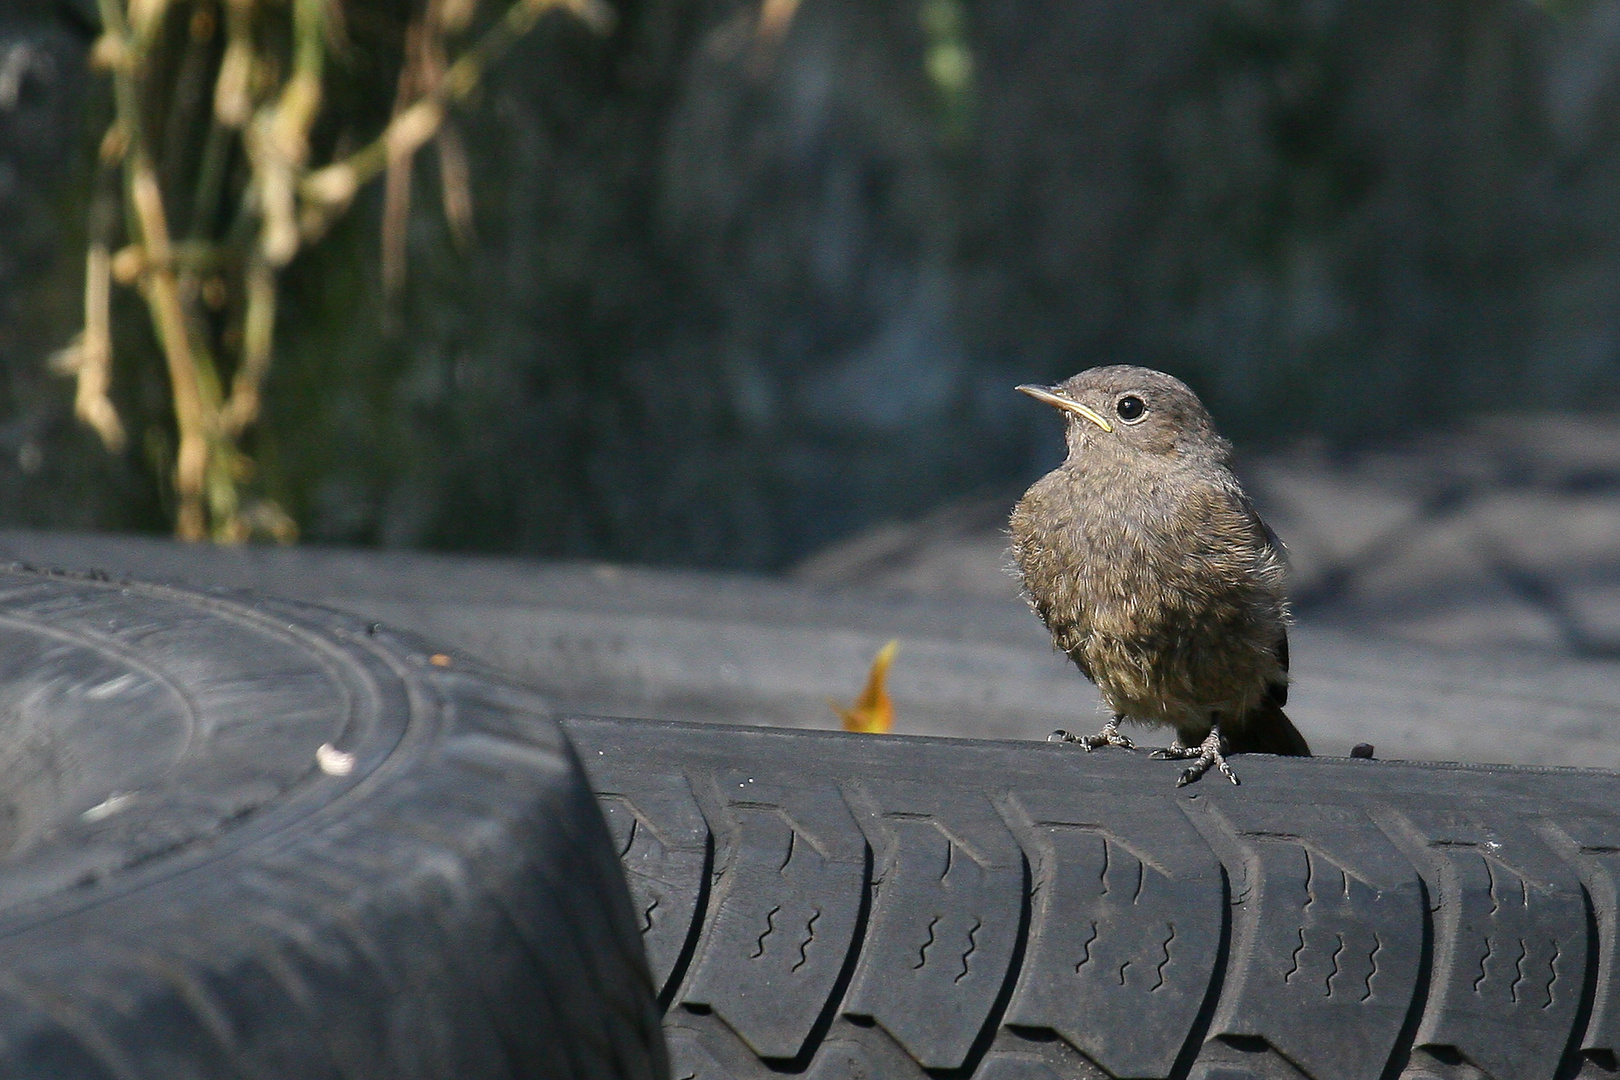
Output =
[
  {"x1": 1269, "y1": 630, "x2": 1289, "y2": 706},
  {"x1": 1230, "y1": 487, "x2": 1291, "y2": 694},
  {"x1": 1236, "y1": 489, "x2": 1289, "y2": 569}
]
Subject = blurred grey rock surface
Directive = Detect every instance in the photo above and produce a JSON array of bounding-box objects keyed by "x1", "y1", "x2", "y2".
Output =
[
  {"x1": 792, "y1": 413, "x2": 1620, "y2": 768},
  {"x1": 0, "y1": 2, "x2": 156, "y2": 534},
  {"x1": 12, "y1": 0, "x2": 1620, "y2": 575}
]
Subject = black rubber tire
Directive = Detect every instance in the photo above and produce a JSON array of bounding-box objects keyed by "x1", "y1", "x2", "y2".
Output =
[
  {"x1": 5, "y1": 528, "x2": 1618, "y2": 770},
  {"x1": 0, "y1": 566, "x2": 665, "y2": 1080},
  {"x1": 563, "y1": 714, "x2": 1620, "y2": 1080}
]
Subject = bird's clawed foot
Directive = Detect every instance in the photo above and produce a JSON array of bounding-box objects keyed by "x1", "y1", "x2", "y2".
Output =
[
  {"x1": 1048, "y1": 717, "x2": 1136, "y2": 752},
  {"x1": 1152, "y1": 729, "x2": 1239, "y2": 786}
]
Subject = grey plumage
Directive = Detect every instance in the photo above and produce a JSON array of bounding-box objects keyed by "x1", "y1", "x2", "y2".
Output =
[{"x1": 1010, "y1": 365, "x2": 1309, "y2": 785}]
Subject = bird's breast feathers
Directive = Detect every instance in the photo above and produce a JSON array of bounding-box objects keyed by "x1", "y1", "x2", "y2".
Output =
[{"x1": 1012, "y1": 461, "x2": 1287, "y2": 659}]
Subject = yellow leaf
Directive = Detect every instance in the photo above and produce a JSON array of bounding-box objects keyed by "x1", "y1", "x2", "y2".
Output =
[{"x1": 830, "y1": 639, "x2": 899, "y2": 733}]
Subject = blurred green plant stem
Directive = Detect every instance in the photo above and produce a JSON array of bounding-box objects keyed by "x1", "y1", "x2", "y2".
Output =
[{"x1": 56, "y1": 0, "x2": 609, "y2": 542}]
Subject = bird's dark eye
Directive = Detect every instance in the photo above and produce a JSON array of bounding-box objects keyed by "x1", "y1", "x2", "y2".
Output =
[{"x1": 1116, "y1": 395, "x2": 1146, "y2": 421}]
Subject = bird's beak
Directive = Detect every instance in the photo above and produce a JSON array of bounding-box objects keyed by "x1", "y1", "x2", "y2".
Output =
[{"x1": 1015, "y1": 384, "x2": 1114, "y2": 432}]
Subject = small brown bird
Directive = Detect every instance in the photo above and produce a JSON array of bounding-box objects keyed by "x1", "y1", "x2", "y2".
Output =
[{"x1": 1010, "y1": 365, "x2": 1310, "y2": 785}]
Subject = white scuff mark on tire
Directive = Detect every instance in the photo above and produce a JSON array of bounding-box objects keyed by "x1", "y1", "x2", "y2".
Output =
[
  {"x1": 316, "y1": 743, "x2": 355, "y2": 776},
  {"x1": 85, "y1": 673, "x2": 142, "y2": 699},
  {"x1": 82, "y1": 792, "x2": 135, "y2": 821}
]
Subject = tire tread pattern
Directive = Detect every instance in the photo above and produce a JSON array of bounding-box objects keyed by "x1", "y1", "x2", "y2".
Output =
[{"x1": 563, "y1": 715, "x2": 1620, "y2": 1080}]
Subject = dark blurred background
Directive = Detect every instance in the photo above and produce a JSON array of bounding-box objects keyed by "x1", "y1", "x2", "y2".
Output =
[{"x1": 6, "y1": 0, "x2": 1620, "y2": 571}]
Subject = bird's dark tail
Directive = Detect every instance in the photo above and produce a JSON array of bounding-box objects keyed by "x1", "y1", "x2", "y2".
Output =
[{"x1": 1227, "y1": 697, "x2": 1311, "y2": 756}]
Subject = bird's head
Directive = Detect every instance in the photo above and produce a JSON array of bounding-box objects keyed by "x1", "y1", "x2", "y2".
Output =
[{"x1": 1016, "y1": 365, "x2": 1230, "y2": 464}]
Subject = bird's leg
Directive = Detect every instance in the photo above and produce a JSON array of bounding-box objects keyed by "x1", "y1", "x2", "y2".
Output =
[
  {"x1": 1048, "y1": 715, "x2": 1136, "y2": 752},
  {"x1": 1151, "y1": 726, "x2": 1239, "y2": 786}
]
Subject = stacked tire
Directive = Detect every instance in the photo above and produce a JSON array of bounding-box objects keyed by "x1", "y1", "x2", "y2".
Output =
[
  {"x1": 2, "y1": 553, "x2": 1616, "y2": 1080},
  {"x1": 566, "y1": 715, "x2": 1620, "y2": 1080},
  {"x1": 0, "y1": 567, "x2": 663, "y2": 1079}
]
